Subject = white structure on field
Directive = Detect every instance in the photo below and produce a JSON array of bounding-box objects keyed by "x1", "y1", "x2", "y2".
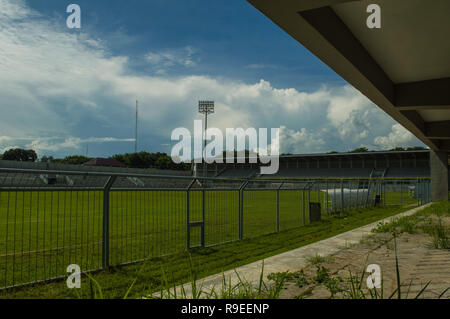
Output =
[{"x1": 322, "y1": 188, "x2": 371, "y2": 212}]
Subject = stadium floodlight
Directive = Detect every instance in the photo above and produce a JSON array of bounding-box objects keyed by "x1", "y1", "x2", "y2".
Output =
[
  {"x1": 198, "y1": 101, "x2": 215, "y2": 177},
  {"x1": 198, "y1": 100, "x2": 215, "y2": 115}
]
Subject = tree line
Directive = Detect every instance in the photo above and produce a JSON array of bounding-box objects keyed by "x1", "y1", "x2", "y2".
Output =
[
  {"x1": 0, "y1": 148, "x2": 190, "y2": 171},
  {"x1": 333, "y1": 146, "x2": 427, "y2": 154}
]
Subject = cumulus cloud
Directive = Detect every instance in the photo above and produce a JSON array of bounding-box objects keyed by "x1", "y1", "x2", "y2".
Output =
[
  {"x1": 27, "y1": 137, "x2": 135, "y2": 154},
  {"x1": 373, "y1": 124, "x2": 417, "y2": 150},
  {"x1": 0, "y1": 135, "x2": 135, "y2": 156},
  {"x1": 277, "y1": 126, "x2": 325, "y2": 154},
  {"x1": 0, "y1": 0, "x2": 424, "y2": 159}
]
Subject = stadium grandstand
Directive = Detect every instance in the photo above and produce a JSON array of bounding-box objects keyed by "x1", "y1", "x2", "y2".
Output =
[
  {"x1": 1, "y1": 150, "x2": 448, "y2": 188},
  {"x1": 0, "y1": 159, "x2": 191, "y2": 189},
  {"x1": 194, "y1": 150, "x2": 448, "y2": 180},
  {"x1": 1, "y1": 150, "x2": 447, "y2": 185}
]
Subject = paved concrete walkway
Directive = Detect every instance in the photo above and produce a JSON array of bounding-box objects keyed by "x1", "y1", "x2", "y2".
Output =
[{"x1": 154, "y1": 204, "x2": 432, "y2": 298}]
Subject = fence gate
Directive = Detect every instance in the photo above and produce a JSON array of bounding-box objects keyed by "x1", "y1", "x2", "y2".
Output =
[{"x1": 186, "y1": 179, "x2": 205, "y2": 249}]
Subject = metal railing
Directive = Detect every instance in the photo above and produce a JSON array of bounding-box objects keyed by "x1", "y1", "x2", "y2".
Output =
[{"x1": 0, "y1": 168, "x2": 431, "y2": 290}]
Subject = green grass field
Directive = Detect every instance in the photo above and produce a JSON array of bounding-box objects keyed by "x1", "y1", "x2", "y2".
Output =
[
  {"x1": 1, "y1": 203, "x2": 418, "y2": 299},
  {"x1": 0, "y1": 189, "x2": 418, "y2": 290}
]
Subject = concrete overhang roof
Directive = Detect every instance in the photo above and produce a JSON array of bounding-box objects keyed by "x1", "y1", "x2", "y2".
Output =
[{"x1": 248, "y1": 0, "x2": 450, "y2": 151}]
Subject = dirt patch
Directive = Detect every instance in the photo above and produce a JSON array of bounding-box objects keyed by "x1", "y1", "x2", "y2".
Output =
[{"x1": 277, "y1": 229, "x2": 450, "y2": 299}]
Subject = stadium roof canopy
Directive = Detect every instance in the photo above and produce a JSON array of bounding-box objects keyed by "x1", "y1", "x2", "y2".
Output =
[
  {"x1": 217, "y1": 150, "x2": 431, "y2": 163},
  {"x1": 83, "y1": 158, "x2": 127, "y2": 168},
  {"x1": 248, "y1": 0, "x2": 450, "y2": 152},
  {"x1": 278, "y1": 150, "x2": 430, "y2": 160}
]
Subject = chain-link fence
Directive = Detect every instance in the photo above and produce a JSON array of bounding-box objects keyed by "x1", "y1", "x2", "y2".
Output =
[{"x1": 0, "y1": 168, "x2": 431, "y2": 289}]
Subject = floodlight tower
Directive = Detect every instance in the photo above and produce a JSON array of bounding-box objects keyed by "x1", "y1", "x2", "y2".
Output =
[
  {"x1": 135, "y1": 100, "x2": 138, "y2": 153},
  {"x1": 198, "y1": 101, "x2": 215, "y2": 178}
]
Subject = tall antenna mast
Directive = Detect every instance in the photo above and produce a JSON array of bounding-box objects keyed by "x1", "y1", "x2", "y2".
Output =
[{"x1": 135, "y1": 100, "x2": 138, "y2": 153}]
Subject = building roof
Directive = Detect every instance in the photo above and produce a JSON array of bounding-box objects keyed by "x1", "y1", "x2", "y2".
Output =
[
  {"x1": 279, "y1": 150, "x2": 430, "y2": 159},
  {"x1": 83, "y1": 158, "x2": 127, "y2": 168},
  {"x1": 196, "y1": 150, "x2": 431, "y2": 164},
  {"x1": 248, "y1": 0, "x2": 450, "y2": 151}
]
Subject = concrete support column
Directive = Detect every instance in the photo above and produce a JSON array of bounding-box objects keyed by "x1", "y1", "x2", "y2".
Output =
[{"x1": 430, "y1": 150, "x2": 449, "y2": 201}]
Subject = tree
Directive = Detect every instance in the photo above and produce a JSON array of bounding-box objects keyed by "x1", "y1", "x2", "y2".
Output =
[
  {"x1": 60, "y1": 155, "x2": 92, "y2": 165},
  {"x1": 2, "y1": 148, "x2": 38, "y2": 162},
  {"x1": 40, "y1": 156, "x2": 54, "y2": 163},
  {"x1": 389, "y1": 147, "x2": 405, "y2": 151},
  {"x1": 111, "y1": 151, "x2": 189, "y2": 170},
  {"x1": 155, "y1": 154, "x2": 173, "y2": 170},
  {"x1": 349, "y1": 147, "x2": 369, "y2": 153}
]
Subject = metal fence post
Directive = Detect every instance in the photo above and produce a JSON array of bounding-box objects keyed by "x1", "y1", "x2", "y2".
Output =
[
  {"x1": 276, "y1": 189, "x2": 280, "y2": 232},
  {"x1": 302, "y1": 186, "x2": 306, "y2": 225},
  {"x1": 365, "y1": 179, "x2": 370, "y2": 208},
  {"x1": 308, "y1": 182, "x2": 311, "y2": 221},
  {"x1": 349, "y1": 180, "x2": 352, "y2": 210},
  {"x1": 420, "y1": 179, "x2": 423, "y2": 206},
  {"x1": 238, "y1": 181, "x2": 249, "y2": 240},
  {"x1": 102, "y1": 176, "x2": 116, "y2": 270},
  {"x1": 421, "y1": 180, "x2": 424, "y2": 206},
  {"x1": 400, "y1": 180, "x2": 403, "y2": 206},
  {"x1": 334, "y1": 181, "x2": 337, "y2": 214},
  {"x1": 428, "y1": 180, "x2": 431, "y2": 203},
  {"x1": 201, "y1": 180, "x2": 206, "y2": 247},
  {"x1": 424, "y1": 180, "x2": 427, "y2": 204},
  {"x1": 416, "y1": 179, "x2": 420, "y2": 207},
  {"x1": 325, "y1": 179, "x2": 329, "y2": 216},
  {"x1": 419, "y1": 180, "x2": 422, "y2": 206},
  {"x1": 186, "y1": 179, "x2": 196, "y2": 250},
  {"x1": 356, "y1": 179, "x2": 360, "y2": 209},
  {"x1": 276, "y1": 182, "x2": 284, "y2": 232}
]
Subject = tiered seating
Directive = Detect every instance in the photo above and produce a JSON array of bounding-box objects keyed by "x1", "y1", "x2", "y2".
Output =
[
  {"x1": 263, "y1": 168, "x2": 373, "y2": 178},
  {"x1": 218, "y1": 168, "x2": 258, "y2": 178},
  {"x1": 385, "y1": 167, "x2": 430, "y2": 178}
]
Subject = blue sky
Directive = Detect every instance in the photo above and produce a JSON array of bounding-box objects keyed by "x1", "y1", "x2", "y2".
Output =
[
  {"x1": 26, "y1": 0, "x2": 343, "y2": 91},
  {"x1": 0, "y1": 0, "x2": 424, "y2": 159}
]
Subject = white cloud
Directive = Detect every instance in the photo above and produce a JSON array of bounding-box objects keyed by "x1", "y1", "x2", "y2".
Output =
[
  {"x1": 245, "y1": 64, "x2": 279, "y2": 70},
  {"x1": 0, "y1": 0, "x2": 424, "y2": 159},
  {"x1": 278, "y1": 126, "x2": 326, "y2": 154},
  {"x1": 0, "y1": 135, "x2": 135, "y2": 156},
  {"x1": 373, "y1": 124, "x2": 417, "y2": 150},
  {"x1": 145, "y1": 46, "x2": 198, "y2": 70}
]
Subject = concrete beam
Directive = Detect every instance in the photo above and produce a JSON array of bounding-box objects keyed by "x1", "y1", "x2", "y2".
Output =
[
  {"x1": 248, "y1": 0, "x2": 359, "y2": 16},
  {"x1": 430, "y1": 150, "x2": 449, "y2": 201},
  {"x1": 430, "y1": 140, "x2": 450, "y2": 151},
  {"x1": 426, "y1": 121, "x2": 450, "y2": 139},
  {"x1": 395, "y1": 78, "x2": 450, "y2": 109},
  {"x1": 299, "y1": 6, "x2": 394, "y2": 104},
  {"x1": 248, "y1": 0, "x2": 448, "y2": 152}
]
